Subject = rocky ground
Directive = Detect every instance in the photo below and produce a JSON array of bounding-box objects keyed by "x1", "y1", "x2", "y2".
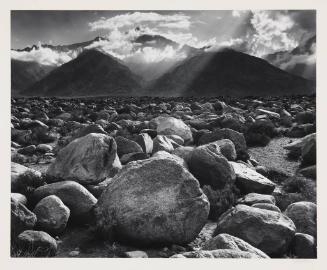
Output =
[{"x1": 11, "y1": 95, "x2": 316, "y2": 258}]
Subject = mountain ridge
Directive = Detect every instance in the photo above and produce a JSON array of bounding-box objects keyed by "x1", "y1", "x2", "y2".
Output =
[{"x1": 23, "y1": 49, "x2": 143, "y2": 97}]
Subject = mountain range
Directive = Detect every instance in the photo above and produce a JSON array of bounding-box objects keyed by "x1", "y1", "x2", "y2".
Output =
[{"x1": 12, "y1": 34, "x2": 316, "y2": 97}]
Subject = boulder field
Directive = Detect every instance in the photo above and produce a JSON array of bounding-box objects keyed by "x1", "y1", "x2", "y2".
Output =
[{"x1": 11, "y1": 95, "x2": 316, "y2": 258}]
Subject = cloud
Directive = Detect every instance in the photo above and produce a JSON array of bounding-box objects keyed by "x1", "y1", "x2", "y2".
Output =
[
  {"x1": 206, "y1": 38, "x2": 248, "y2": 52},
  {"x1": 11, "y1": 43, "x2": 77, "y2": 66},
  {"x1": 214, "y1": 10, "x2": 311, "y2": 57},
  {"x1": 89, "y1": 12, "x2": 191, "y2": 31},
  {"x1": 248, "y1": 11, "x2": 299, "y2": 56},
  {"x1": 232, "y1": 10, "x2": 248, "y2": 17}
]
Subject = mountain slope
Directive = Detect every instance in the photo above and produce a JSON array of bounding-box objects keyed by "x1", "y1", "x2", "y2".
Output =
[
  {"x1": 11, "y1": 59, "x2": 55, "y2": 96},
  {"x1": 23, "y1": 49, "x2": 142, "y2": 97},
  {"x1": 146, "y1": 49, "x2": 315, "y2": 97}
]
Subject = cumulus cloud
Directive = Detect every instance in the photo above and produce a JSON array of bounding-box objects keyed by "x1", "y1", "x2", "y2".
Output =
[
  {"x1": 11, "y1": 43, "x2": 78, "y2": 66},
  {"x1": 249, "y1": 11, "x2": 298, "y2": 56},
  {"x1": 85, "y1": 11, "x2": 216, "y2": 65},
  {"x1": 209, "y1": 10, "x2": 315, "y2": 58},
  {"x1": 89, "y1": 12, "x2": 191, "y2": 31},
  {"x1": 232, "y1": 10, "x2": 248, "y2": 17},
  {"x1": 206, "y1": 38, "x2": 248, "y2": 52}
]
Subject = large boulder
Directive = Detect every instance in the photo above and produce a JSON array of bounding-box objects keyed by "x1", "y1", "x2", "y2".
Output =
[
  {"x1": 295, "y1": 111, "x2": 315, "y2": 124},
  {"x1": 291, "y1": 233, "x2": 316, "y2": 258},
  {"x1": 11, "y1": 193, "x2": 27, "y2": 205},
  {"x1": 198, "y1": 128, "x2": 247, "y2": 159},
  {"x1": 237, "y1": 193, "x2": 276, "y2": 205},
  {"x1": 252, "y1": 203, "x2": 281, "y2": 213},
  {"x1": 207, "y1": 139, "x2": 237, "y2": 161},
  {"x1": 230, "y1": 162, "x2": 276, "y2": 194},
  {"x1": 115, "y1": 136, "x2": 143, "y2": 158},
  {"x1": 203, "y1": 233, "x2": 269, "y2": 258},
  {"x1": 47, "y1": 133, "x2": 121, "y2": 185},
  {"x1": 135, "y1": 133, "x2": 153, "y2": 154},
  {"x1": 188, "y1": 144, "x2": 236, "y2": 190},
  {"x1": 284, "y1": 133, "x2": 315, "y2": 159},
  {"x1": 95, "y1": 157, "x2": 209, "y2": 246},
  {"x1": 214, "y1": 204, "x2": 296, "y2": 255},
  {"x1": 33, "y1": 181, "x2": 97, "y2": 221},
  {"x1": 71, "y1": 124, "x2": 107, "y2": 140},
  {"x1": 155, "y1": 116, "x2": 193, "y2": 143},
  {"x1": 284, "y1": 201, "x2": 316, "y2": 237},
  {"x1": 287, "y1": 124, "x2": 315, "y2": 138},
  {"x1": 152, "y1": 135, "x2": 175, "y2": 153},
  {"x1": 33, "y1": 195, "x2": 70, "y2": 235},
  {"x1": 301, "y1": 135, "x2": 316, "y2": 166},
  {"x1": 17, "y1": 230, "x2": 57, "y2": 257},
  {"x1": 245, "y1": 119, "x2": 276, "y2": 146},
  {"x1": 11, "y1": 162, "x2": 42, "y2": 192},
  {"x1": 171, "y1": 249, "x2": 264, "y2": 258},
  {"x1": 11, "y1": 199, "x2": 37, "y2": 239}
]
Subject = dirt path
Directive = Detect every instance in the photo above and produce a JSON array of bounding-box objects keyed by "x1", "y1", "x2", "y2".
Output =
[{"x1": 248, "y1": 137, "x2": 300, "y2": 178}]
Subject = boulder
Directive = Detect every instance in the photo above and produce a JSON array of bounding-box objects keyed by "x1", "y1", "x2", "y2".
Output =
[
  {"x1": 11, "y1": 200, "x2": 37, "y2": 239},
  {"x1": 11, "y1": 162, "x2": 42, "y2": 192},
  {"x1": 11, "y1": 128, "x2": 33, "y2": 146},
  {"x1": 287, "y1": 124, "x2": 315, "y2": 138},
  {"x1": 301, "y1": 135, "x2": 316, "y2": 166},
  {"x1": 214, "y1": 113, "x2": 246, "y2": 132},
  {"x1": 284, "y1": 201, "x2": 316, "y2": 237},
  {"x1": 115, "y1": 136, "x2": 143, "y2": 158},
  {"x1": 152, "y1": 151, "x2": 187, "y2": 168},
  {"x1": 203, "y1": 233, "x2": 269, "y2": 258},
  {"x1": 155, "y1": 116, "x2": 193, "y2": 142},
  {"x1": 171, "y1": 146, "x2": 195, "y2": 164},
  {"x1": 36, "y1": 144, "x2": 53, "y2": 153},
  {"x1": 33, "y1": 181, "x2": 97, "y2": 221},
  {"x1": 124, "y1": 251, "x2": 149, "y2": 258},
  {"x1": 188, "y1": 144, "x2": 236, "y2": 190},
  {"x1": 33, "y1": 195, "x2": 70, "y2": 235},
  {"x1": 230, "y1": 162, "x2": 276, "y2": 194},
  {"x1": 245, "y1": 120, "x2": 276, "y2": 146},
  {"x1": 120, "y1": 152, "x2": 149, "y2": 165},
  {"x1": 198, "y1": 128, "x2": 247, "y2": 159},
  {"x1": 47, "y1": 133, "x2": 121, "y2": 185},
  {"x1": 85, "y1": 178, "x2": 113, "y2": 198},
  {"x1": 11, "y1": 193, "x2": 27, "y2": 205},
  {"x1": 207, "y1": 139, "x2": 237, "y2": 161},
  {"x1": 135, "y1": 133, "x2": 153, "y2": 154},
  {"x1": 152, "y1": 135, "x2": 175, "y2": 153},
  {"x1": 256, "y1": 109, "x2": 280, "y2": 119},
  {"x1": 237, "y1": 193, "x2": 276, "y2": 205},
  {"x1": 165, "y1": 134, "x2": 184, "y2": 146},
  {"x1": 295, "y1": 111, "x2": 315, "y2": 124},
  {"x1": 56, "y1": 112, "x2": 72, "y2": 121},
  {"x1": 299, "y1": 165, "x2": 316, "y2": 179},
  {"x1": 17, "y1": 230, "x2": 57, "y2": 257},
  {"x1": 214, "y1": 204, "x2": 296, "y2": 255},
  {"x1": 291, "y1": 233, "x2": 316, "y2": 258},
  {"x1": 284, "y1": 133, "x2": 315, "y2": 158},
  {"x1": 17, "y1": 145, "x2": 36, "y2": 156},
  {"x1": 95, "y1": 157, "x2": 209, "y2": 245},
  {"x1": 252, "y1": 203, "x2": 281, "y2": 213},
  {"x1": 171, "y1": 249, "x2": 264, "y2": 258}
]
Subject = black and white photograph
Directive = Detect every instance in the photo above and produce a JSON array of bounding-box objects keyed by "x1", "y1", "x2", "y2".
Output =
[{"x1": 6, "y1": 6, "x2": 320, "y2": 260}]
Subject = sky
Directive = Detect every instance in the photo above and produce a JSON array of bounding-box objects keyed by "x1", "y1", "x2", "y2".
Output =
[{"x1": 11, "y1": 10, "x2": 316, "y2": 68}]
